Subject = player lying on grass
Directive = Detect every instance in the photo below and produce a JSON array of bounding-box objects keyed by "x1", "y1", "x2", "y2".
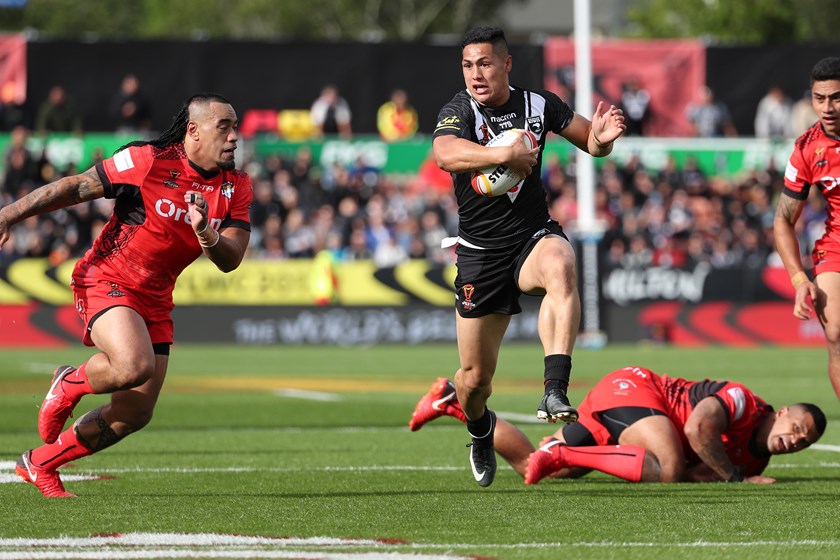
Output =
[{"x1": 409, "y1": 366, "x2": 826, "y2": 484}]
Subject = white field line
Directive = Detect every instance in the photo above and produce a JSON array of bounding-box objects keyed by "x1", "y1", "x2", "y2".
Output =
[
  {"x1": 0, "y1": 554, "x2": 462, "y2": 559},
  {"x1": 273, "y1": 389, "x2": 341, "y2": 401},
  {"x1": 0, "y1": 472, "x2": 97, "y2": 484},
  {"x1": 22, "y1": 363, "x2": 59, "y2": 374},
  {"x1": 0, "y1": 533, "x2": 837, "y2": 560},
  {"x1": 2, "y1": 460, "x2": 839, "y2": 484},
  {"x1": 496, "y1": 410, "x2": 543, "y2": 423}
]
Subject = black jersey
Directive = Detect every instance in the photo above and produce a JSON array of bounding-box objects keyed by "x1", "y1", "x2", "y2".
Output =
[{"x1": 433, "y1": 86, "x2": 574, "y2": 248}]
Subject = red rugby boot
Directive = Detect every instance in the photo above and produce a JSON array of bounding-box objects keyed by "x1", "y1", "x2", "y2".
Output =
[
  {"x1": 15, "y1": 450, "x2": 77, "y2": 498},
  {"x1": 524, "y1": 436, "x2": 566, "y2": 485},
  {"x1": 409, "y1": 377, "x2": 466, "y2": 431}
]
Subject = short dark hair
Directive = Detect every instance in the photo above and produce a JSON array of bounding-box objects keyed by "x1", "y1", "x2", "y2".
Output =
[
  {"x1": 462, "y1": 26, "x2": 508, "y2": 57},
  {"x1": 796, "y1": 402, "x2": 827, "y2": 436},
  {"x1": 811, "y1": 57, "x2": 840, "y2": 84}
]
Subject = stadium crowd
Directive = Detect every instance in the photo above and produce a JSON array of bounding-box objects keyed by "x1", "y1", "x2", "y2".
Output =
[{"x1": 0, "y1": 124, "x2": 821, "y2": 273}]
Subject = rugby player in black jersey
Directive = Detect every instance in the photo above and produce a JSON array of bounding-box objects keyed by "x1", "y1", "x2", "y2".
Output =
[{"x1": 432, "y1": 26, "x2": 625, "y2": 486}]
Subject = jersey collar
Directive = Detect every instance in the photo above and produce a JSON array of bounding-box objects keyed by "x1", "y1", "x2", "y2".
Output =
[{"x1": 188, "y1": 159, "x2": 221, "y2": 179}]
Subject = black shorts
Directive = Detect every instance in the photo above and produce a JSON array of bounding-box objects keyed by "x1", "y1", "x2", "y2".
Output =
[{"x1": 454, "y1": 221, "x2": 568, "y2": 318}]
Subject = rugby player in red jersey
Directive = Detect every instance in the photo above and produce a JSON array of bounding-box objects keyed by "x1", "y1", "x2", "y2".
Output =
[
  {"x1": 775, "y1": 57, "x2": 840, "y2": 403},
  {"x1": 409, "y1": 367, "x2": 826, "y2": 484},
  {"x1": 432, "y1": 26, "x2": 625, "y2": 488},
  {"x1": 0, "y1": 93, "x2": 253, "y2": 497}
]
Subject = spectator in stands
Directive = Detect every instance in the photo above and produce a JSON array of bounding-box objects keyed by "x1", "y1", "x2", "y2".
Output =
[
  {"x1": 420, "y1": 209, "x2": 451, "y2": 265},
  {"x1": 109, "y1": 74, "x2": 153, "y2": 133},
  {"x1": 0, "y1": 81, "x2": 27, "y2": 131},
  {"x1": 283, "y1": 208, "x2": 316, "y2": 258},
  {"x1": 377, "y1": 89, "x2": 419, "y2": 142},
  {"x1": 310, "y1": 85, "x2": 352, "y2": 139},
  {"x1": 35, "y1": 85, "x2": 82, "y2": 135},
  {"x1": 754, "y1": 85, "x2": 792, "y2": 139},
  {"x1": 287, "y1": 145, "x2": 315, "y2": 189},
  {"x1": 790, "y1": 89, "x2": 819, "y2": 137},
  {"x1": 341, "y1": 226, "x2": 373, "y2": 261},
  {"x1": 624, "y1": 234, "x2": 653, "y2": 269},
  {"x1": 249, "y1": 178, "x2": 283, "y2": 230},
  {"x1": 2, "y1": 126, "x2": 38, "y2": 203},
  {"x1": 619, "y1": 77, "x2": 651, "y2": 136},
  {"x1": 373, "y1": 232, "x2": 408, "y2": 268},
  {"x1": 685, "y1": 86, "x2": 736, "y2": 137},
  {"x1": 256, "y1": 215, "x2": 285, "y2": 259}
]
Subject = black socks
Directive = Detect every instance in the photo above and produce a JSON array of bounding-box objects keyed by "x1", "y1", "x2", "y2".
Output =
[{"x1": 544, "y1": 354, "x2": 571, "y2": 393}]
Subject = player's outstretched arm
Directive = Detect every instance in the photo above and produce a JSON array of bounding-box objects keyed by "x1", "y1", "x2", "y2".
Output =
[
  {"x1": 0, "y1": 167, "x2": 104, "y2": 248},
  {"x1": 560, "y1": 101, "x2": 626, "y2": 157}
]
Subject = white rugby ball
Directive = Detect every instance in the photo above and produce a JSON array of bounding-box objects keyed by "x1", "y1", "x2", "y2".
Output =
[{"x1": 471, "y1": 129, "x2": 538, "y2": 197}]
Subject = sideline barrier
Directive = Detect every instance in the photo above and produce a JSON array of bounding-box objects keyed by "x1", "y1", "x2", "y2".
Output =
[
  {"x1": 0, "y1": 134, "x2": 795, "y2": 178},
  {"x1": 0, "y1": 258, "x2": 821, "y2": 347}
]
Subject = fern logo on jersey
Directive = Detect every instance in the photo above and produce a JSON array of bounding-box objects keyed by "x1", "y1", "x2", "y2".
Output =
[{"x1": 526, "y1": 116, "x2": 543, "y2": 136}]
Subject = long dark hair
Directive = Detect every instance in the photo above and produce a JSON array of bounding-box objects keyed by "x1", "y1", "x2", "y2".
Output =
[{"x1": 116, "y1": 92, "x2": 231, "y2": 153}]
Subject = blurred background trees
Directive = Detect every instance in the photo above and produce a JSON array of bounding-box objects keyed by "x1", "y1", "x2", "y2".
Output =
[
  {"x1": 627, "y1": 0, "x2": 840, "y2": 44},
  {"x1": 2, "y1": 0, "x2": 840, "y2": 43},
  {"x1": 0, "y1": 0, "x2": 520, "y2": 41}
]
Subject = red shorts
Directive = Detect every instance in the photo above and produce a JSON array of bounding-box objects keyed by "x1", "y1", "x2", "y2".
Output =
[
  {"x1": 72, "y1": 277, "x2": 174, "y2": 347},
  {"x1": 812, "y1": 237, "x2": 840, "y2": 275},
  {"x1": 575, "y1": 367, "x2": 668, "y2": 446}
]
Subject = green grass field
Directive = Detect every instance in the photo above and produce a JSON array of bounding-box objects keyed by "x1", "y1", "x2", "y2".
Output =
[{"x1": 1, "y1": 343, "x2": 838, "y2": 560}]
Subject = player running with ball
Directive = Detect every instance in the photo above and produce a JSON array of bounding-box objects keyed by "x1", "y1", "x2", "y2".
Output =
[{"x1": 432, "y1": 26, "x2": 625, "y2": 487}]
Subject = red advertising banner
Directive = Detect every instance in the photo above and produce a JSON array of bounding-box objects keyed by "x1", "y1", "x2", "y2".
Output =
[
  {"x1": 544, "y1": 39, "x2": 705, "y2": 137},
  {"x1": 0, "y1": 34, "x2": 26, "y2": 104}
]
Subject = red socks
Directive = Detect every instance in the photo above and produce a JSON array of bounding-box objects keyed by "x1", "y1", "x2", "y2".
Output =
[
  {"x1": 62, "y1": 362, "x2": 94, "y2": 401},
  {"x1": 560, "y1": 444, "x2": 646, "y2": 482},
  {"x1": 30, "y1": 426, "x2": 94, "y2": 470}
]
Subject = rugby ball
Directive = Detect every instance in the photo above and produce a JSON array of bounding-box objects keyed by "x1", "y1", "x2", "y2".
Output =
[{"x1": 471, "y1": 129, "x2": 538, "y2": 197}]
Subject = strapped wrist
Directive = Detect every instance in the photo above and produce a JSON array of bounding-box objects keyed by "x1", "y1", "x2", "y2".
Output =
[
  {"x1": 791, "y1": 271, "x2": 809, "y2": 288},
  {"x1": 198, "y1": 227, "x2": 219, "y2": 248}
]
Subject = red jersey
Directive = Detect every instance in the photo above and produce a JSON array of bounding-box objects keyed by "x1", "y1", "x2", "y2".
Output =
[
  {"x1": 784, "y1": 122, "x2": 840, "y2": 247},
  {"x1": 655, "y1": 373, "x2": 772, "y2": 476},
  {"x1": 74, "y1": 143, "x2": 252, "y2": 303},
  {"x1": 579, "y1": 367, "x2": 773, "y2": 476}
]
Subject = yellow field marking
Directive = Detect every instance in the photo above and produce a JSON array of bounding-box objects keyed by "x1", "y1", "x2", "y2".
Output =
[
  {"x1": 167, "y1": 376, "x2": 447, "y2": 393},
  {"x1": 164, "y1": 375, "x2": 588, "y2": 394},
  {"x1": 2, "y1": 374, "x2": 591, "y2": 395}
]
